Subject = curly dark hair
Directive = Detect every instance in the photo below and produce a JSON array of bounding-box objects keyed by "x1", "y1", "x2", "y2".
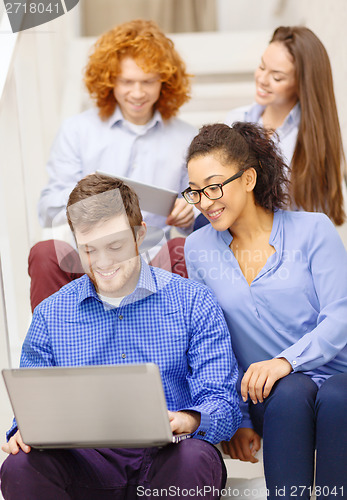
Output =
[{"x1": 186, "y1": 122, "x2": 290, "y2": 212}]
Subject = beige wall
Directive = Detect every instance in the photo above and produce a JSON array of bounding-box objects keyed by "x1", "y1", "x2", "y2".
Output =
[{"x1": 81, "y1": 0, "x2": 217, "y2": 36}]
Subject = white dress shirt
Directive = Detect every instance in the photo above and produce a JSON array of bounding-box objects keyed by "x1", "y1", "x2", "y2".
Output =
[{"x1": 39, "y1": 107, "x2": 197, "y2": 235}]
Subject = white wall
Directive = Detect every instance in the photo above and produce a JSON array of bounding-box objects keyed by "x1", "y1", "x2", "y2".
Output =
[{"x1": 217, "y1": 0, "x2": 306, "y2": 32}]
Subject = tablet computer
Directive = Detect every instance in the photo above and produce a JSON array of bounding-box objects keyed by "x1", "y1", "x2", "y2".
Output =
[{"x1": 96, "y1": 171, "x2": 178, "y2": 217}]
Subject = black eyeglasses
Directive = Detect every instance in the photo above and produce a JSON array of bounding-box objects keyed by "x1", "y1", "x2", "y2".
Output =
[{"x1": 181, "y1": 169, "x2": 246, "y2": 204}]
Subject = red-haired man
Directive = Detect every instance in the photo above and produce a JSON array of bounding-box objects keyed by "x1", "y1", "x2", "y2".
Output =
[{"x1": 29, "y1": 19, "x2": 196, "y2": 311}]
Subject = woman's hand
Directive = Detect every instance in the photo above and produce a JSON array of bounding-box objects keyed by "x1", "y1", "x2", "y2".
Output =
[
  {"x1": 1, "y1": 430, "x2": 31, "y2": 455},
  {"x1": 221, "y1": 428, "x2": 261, "y2": 463},
  {"x1": 241, "y1": 357, "x2": 292, "y2": 404}
]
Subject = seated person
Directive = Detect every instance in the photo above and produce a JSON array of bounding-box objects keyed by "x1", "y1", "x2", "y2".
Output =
[
  {"x1": 184, "y1": 122, "x2": 347, "y2": 500},
  {"x1": 30, "y1": 19, "x2": 197, "y2": 311},
  {"x1": 1, "y1": 173, "x2": 241, "y2": 500}
]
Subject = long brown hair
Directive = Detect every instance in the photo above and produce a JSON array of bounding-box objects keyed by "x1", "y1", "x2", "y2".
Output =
[{"x1": 271, "y1": 26, "x2": 346, "y2": 225}]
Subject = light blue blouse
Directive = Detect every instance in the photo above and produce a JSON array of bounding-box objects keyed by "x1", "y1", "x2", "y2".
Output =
[
  {"x1": 185, "y1": 210, "x2": 347, "y2": 389},
  {"x1": 225, "y1": 102, "x2": 301, "y2": 167}
]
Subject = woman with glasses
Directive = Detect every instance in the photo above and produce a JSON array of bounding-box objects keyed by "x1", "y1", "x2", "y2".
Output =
[{"x1": 184, "y1": 121, "x2": 347, "y2": 500}]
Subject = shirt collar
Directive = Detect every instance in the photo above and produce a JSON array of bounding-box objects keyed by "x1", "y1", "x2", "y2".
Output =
[
  {"x1": 107, "y1": 107, "x2": 163, "y2": 131},
  {"x1": 269, "y1": 209, "x2": 282, "y2": 250},
  {"x1": 107, "y1": 106, "x2": 124, "y2": 128},
  {"x1": 122, "y1": 257, "x2": 157, "y2": 306},
  {"x1": 277, "y1": 102, "x2": 301, "y2": 135},
  {"x1": 244, "y1": 103, "x2": 265, "y2": 122},
  {"x1": 220, "y1": 209, "x2": 284, "y2": 281},
  {"x1": 220, "y1": 209, "x2": 284, "y2": 256},
  {"x1": 77, "y1": 274, "x2": 99, "y2": 304},
  {"x1": 77, "y1": 258, "x2": 158, "y2": 306},
  {"x1": 244, "y1": 102, "x2": 301, "y2": 133}
]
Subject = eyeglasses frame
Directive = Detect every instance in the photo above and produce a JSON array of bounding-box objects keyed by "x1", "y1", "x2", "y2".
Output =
[{"x1": 181, "y1": 168, "x2": 248, "y2": 205}]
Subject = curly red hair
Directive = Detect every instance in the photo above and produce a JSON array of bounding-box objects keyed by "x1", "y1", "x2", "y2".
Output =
[{"x1": 84, "y1": 19, "x2": 192, "y2": 121}]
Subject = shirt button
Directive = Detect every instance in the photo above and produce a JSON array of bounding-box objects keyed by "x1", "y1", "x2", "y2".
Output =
[
  {"x1": 119, "y1": 315, "x2": 123, "y2": 320},
  {"x1": 292, "y1": 360, "x2": 297, "y2": 365},
  {"x1": 122, "y1": 353, "x2": 126, "y2": 359}
]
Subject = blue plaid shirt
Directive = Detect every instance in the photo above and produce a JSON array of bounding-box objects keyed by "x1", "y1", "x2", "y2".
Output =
[{"x1": 7, "y1": 261, "x2": 241, "y2": 443}]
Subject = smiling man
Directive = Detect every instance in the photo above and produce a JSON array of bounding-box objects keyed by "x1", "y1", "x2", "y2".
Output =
[
  {"x1": 76, "y1": 213, "x2": 145, "y2": 299},
  {"x1": 1, "y1": 174, "x2": 241, "y2": 500},
  {"x1": 28, "y1": 19, "x2": 197, "y2": 311}
]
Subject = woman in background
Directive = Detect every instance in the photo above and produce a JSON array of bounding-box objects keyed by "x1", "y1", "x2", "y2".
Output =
[
  {"x1": 183, "y1": 122, "x2": 347, "y2": 500},
  {"x1": 225, "y1": 26, "x2": 345, "y2": 225}
]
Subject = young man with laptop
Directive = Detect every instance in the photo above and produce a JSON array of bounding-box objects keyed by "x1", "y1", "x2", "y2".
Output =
[
  {"x1": 1, "y1": 174, "x2": 241, "y2": 499},
  {"x1": 28, "y1": 18, "x2": 198, "y2": 311}
]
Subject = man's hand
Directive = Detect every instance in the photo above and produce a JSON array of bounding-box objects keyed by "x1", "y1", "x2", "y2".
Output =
[
  {"x1": 1, "y1": 430, "x2": 31, "y2": 455},
  {"x1": 166, "y1": 198, "x2": 194, "y2": 228},
  {"x1": 221, "y1": 428, "x2": 261, "y2": 463},
  {"x1": 168, "y1": 410, "x2": 201, "y2": 435},
  {"x1": 241, "y1": 358, "x2": 292, "y2": 404}
]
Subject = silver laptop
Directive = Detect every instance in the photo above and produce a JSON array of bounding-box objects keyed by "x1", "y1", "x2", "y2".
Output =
[
  {"x1": 2, "y1": 363, "x2": 191, "y2": 449},
  {"x1": 96, "y1": 171, "x2": 178, "y2": 217}
]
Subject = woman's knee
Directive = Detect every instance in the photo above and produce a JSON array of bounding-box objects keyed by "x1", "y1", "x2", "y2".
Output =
[
  {"x1": 269, "y1": 373, "x2": 317, "y2": 405},
  {"x1": 316, "y1": 373, "x2": 347, "y2": 414},
  {"x1": 264, "y1": 373, "x2": 318, "y2": 421}
]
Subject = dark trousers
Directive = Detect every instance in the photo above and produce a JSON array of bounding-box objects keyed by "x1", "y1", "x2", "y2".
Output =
[
  {"x1": 249, "y1": 372, "x2": 347, "y2": 500},
  {"x1": 1, "y1": 439, "x2": 226, "y2": 499}
]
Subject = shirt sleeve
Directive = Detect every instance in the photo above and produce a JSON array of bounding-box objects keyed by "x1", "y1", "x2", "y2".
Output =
[
  {"x1": 5, "y1": 309, "x2": 54, "y2": 441},
  {"x1": 235, "y1": 365, "x2": 253, "y2": 429},
  {"x1": 38, "y1": 118, "x2": 84, "y2": 227},
  {"x1": 20, "y1": 309, "x2": 55, "y2": 367},
  {"x1": 184, "y1": 287, "x2": 242, "y2": 444},
  {"x1": 277, "y1": 214, "x2": 347, "y2": 371}
]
